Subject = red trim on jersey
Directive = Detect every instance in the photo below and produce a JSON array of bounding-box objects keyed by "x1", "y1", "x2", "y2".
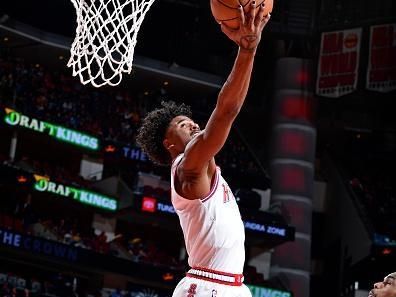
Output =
[
  {"x1": 186, "y1": 267, "x2": 244, "y2": 286},
  {"x1": 186, "y1": 273, "x2": 242, "y2": 286},
  {"x1": 200, "y1": 168, "x2": 219, "y2": 203},
  {"x1": 192, "y1": 266, "x2": 243, "y2": 278}
]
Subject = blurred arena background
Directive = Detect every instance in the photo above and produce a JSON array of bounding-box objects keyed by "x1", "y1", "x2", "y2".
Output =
[{"x1": 0, "y1": 0, "x2": 395, "y2": 296}]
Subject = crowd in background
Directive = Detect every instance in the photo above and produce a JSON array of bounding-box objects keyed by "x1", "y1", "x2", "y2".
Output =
[
  {"x1": 349, "y1": 165, "x2": 396, "y2": 239},
  {"x1": 0, "y1": 56, "x2": 144, "y2": 144},
  {"x1": 0, "y1": 51, "x2": 271, "y2": 292},
  {"x1": 322, "y1": 128, "x2": 396, "y2": 244},
  {"x1": 0, "y1": 271, "x2": 80, "y2": 297},
  {"x1": 0, "y1": 192, "x2": 184, "y2": 270},
  {"x1": 12, "y1": 156, "x2": 90, "y2": 188},
  {"x1": 2, "y1": 44, "x2": 394, "y2": 297},
  {"x1": 0, "y1": 266, "x2": 271, "y2": 297},
  {"x1": 0, "y1": 54, "x2": 267, "y2": 190},
  {"x1": 0, "y1": 186, "x2": 271, "y2": 297}
]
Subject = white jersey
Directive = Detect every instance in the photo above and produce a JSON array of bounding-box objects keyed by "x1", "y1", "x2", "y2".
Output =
[{"x1": 171, "y1": 154, "x2": 246, "y2": 274}]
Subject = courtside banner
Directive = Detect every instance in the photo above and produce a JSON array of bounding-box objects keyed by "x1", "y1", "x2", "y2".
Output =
[
  {"x1": 316, "y1": 28, "x2": 362, "y2": 98},
  {"x1": 367, "y1": 23, "x2": 396, "y2": 92}
]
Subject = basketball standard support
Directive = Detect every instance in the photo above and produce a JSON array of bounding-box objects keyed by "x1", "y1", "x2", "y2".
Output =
[{"x1": 269, "y1": 58, "x2": 316, "y2": 297}]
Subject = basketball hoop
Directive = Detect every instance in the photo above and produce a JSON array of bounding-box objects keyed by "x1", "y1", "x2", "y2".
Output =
[{"x1": 67, "y1": 0, "x2": 156, "y2": 87}]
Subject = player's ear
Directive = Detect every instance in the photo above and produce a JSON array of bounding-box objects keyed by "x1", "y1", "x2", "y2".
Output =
[{"x1": 163, "y1": 139, "x2": 173, "y2": 151}]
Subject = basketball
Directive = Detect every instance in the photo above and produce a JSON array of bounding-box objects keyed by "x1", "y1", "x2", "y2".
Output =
[{"x1": 210, "y1": 0, "x2": 273, "y2": 29}]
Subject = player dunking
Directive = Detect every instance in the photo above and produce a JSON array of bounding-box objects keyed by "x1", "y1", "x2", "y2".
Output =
[{"x1": 136, "y1": 2, "x2": 270, "y2": 296}]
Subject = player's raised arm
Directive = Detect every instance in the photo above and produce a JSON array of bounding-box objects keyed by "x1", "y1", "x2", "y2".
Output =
[{"x1": 182, "y1": 2, "x2": 271, "y2": 172}]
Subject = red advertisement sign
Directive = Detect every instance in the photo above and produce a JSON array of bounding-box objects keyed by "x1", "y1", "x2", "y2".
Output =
[
  {"x1": 316, "y1": 28, "x2": 362, "y2": 97},
  {"x1": 141, "y1": 197, "x2": 156, "y2": 212},
  {"x1": 367, "y1": 23, "x2": 396, "y2": 92}
]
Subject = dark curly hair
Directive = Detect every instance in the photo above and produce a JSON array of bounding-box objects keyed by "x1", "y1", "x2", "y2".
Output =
[{"x1": 136, "y1": 101, "x2": 192, "y2": 166}]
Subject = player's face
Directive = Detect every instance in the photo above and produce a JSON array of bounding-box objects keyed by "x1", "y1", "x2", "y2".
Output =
[
  {"x1": 164, "y1": 115, "x2": 200, "y2": 153},
  {"x1": 369, "y1": 275, "x2": 396, "y2": 297}
]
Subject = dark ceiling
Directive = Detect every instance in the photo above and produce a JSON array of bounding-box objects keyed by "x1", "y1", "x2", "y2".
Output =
[{"x1": 1, "y1": 0, "x2": 282, "y2": 75}]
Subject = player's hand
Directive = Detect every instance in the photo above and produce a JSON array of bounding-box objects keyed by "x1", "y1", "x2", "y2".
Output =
[{"x1": 220, "y1": 1, "x2": 271, "y2": 52}]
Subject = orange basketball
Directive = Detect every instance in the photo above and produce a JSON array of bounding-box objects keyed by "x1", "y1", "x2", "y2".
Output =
[{"x1": 210, "y1": 0, "x2": 273, "y2": 29}]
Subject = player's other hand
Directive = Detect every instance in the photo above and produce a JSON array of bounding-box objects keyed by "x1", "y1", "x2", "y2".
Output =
[{"x1": 220, "y1": 1, "x2": 271, "y2": 52}]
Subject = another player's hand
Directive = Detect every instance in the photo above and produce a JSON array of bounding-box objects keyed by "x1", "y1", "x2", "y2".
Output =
[{"x1": 220, "y1": 1, "x2": 271, "y2": 52}]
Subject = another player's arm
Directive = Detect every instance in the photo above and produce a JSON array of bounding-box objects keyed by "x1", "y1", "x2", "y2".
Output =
[{"x1": 182, "y1": 3, "x2": 271, "y2": 172}]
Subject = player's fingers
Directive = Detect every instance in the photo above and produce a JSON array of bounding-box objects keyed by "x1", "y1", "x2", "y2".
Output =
[
  {"x1": 254, "y1": 2, "x2": 266, "y2": 27},
  {"x1": 238, "y1": 5, "x2": 245, "y2": 25},
  {"x1": 248, "y1": 1, "x2": 256, "y2": 29},
  {"x1": 259, "y1": 12, "x2": 271, "y2": 30}
]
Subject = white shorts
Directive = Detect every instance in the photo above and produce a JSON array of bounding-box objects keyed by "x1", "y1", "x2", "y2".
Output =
[{"x1": 172, "y1": 276, "x2": 252, "y2": 297}]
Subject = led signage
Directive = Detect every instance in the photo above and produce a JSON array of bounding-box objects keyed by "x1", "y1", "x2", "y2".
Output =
[
  {"x1": 0, "y1": 228, "x2": 78, "y2": 262},
  {"x1": 122, "y1": 146, "x2": 148, "y2": 162},
  {"x1": 157, "y1": 202, "x2": 176, "y2": 214},
  {"x1": 34, "y1": 175, "x2": 117, "y2": 211},
  {"x1": 244, "y1": 221, "x2": 287, "y2": 237},
  {"x1": 141, "y1": 198, "x2": 176, "y2": 214},
  {"x1": 140, "y1": 198, "x2": 288, "y2": 238},
  {"x1": 4, "y1": 108, "x2": 99, "y2": 150},
  {"x1": 247, "y1": 284, "x2": 292, "y2": 297},
  {"x1": 142, "y1": 197, "x2": 156, "y2": 213}
]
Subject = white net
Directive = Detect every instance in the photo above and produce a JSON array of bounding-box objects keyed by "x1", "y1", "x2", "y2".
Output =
[{"x1": 67, "y1": 0, "x2": 156, "y2": 87}]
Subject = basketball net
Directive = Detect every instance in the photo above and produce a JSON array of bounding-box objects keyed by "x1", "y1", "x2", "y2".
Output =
[{"x1": 67, "y1": 0, "x2": 156, "y2": 87}]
